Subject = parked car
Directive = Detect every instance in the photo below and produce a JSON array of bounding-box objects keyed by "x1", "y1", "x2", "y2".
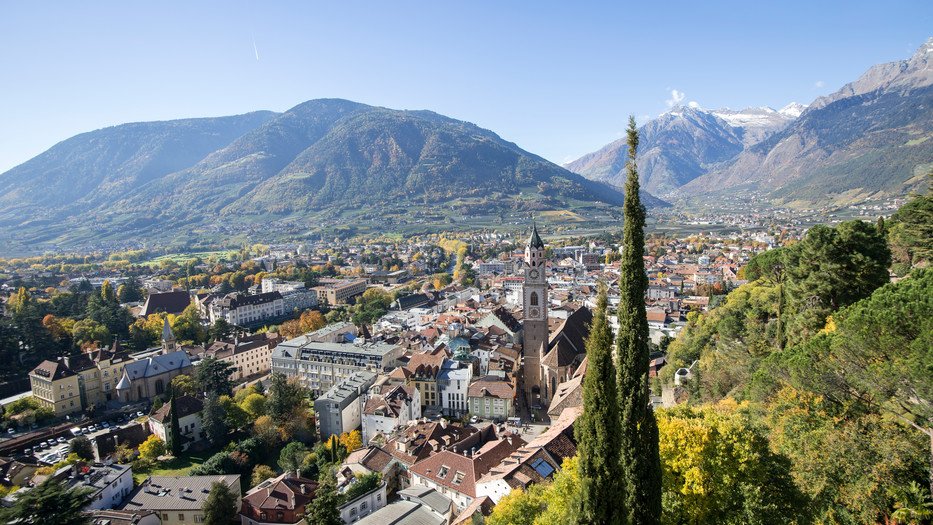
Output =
[
  {"x1": 102, "y1": 422, "x2": 110, "y2": 429},
  {"x1": 39, "y1": 442, "x2": 49, "y2": 449},
  {"x1": 56, "y1": 437, "x2": 67, "y2": 444},
  {"x1": 136, "y1": 412, "x2": 144, "y2": 418},
  {"x1": 81, "y1": 427, "x2": 89, "y2": 434},
  {"x1": 23, "y1": 448, "x2": 32, "y2": 455},
  {"x1": 7, "y1": 428, "x2": 14, "y2": 435}
]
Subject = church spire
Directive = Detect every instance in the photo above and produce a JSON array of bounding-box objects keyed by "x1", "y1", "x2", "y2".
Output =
[
  {"x1": 161, "y1": 317, "x2": 176, "y2": 353},
  {"x1": 528, "y1": 222, "x2": 545, "y2": 250}
]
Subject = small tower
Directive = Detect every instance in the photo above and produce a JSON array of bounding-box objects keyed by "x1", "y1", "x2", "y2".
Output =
[
  {"x1": 522, "y1": 222, "x2": 549, "y2": 407},
  {"x1": 161, "y1": 317, "x2": 176, "y2": 353}
]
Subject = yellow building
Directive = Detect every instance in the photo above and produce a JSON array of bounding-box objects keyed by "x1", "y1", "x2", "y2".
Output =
[
  {"x1": 61, "y1": 344, "x2": 134, "y2": 408},
  {"x1": 29, "y1": 360, "x2": 82, "y2": 417}
]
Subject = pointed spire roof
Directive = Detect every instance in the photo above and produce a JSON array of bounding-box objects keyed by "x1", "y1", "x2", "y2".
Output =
[
  {"x1": 528, "y1": 222, "x2": 545, "y2": 249},
  {"x1": 162, "y1": 317, "x2": 175, "y2": 342},
  {"x1": 115, "y1": 369, "x2": 132, "y2": 390}
]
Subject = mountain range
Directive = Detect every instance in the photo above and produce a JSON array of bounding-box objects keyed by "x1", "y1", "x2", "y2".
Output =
[
  {"x1": 567, "y1": 38, "x2": 933, "y2": 205},
  {"x1": 1, "y1": 39, "x2": 930, "y2": 252},
  {"x1": 0, "y1": 99, "x2": 653, "y2": 252}
]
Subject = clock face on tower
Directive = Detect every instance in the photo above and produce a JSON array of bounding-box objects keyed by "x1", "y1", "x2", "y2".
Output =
[
  {"x1": 529, "y1": 269, "x2": 539, "y2": 279},
  {"x1": 529, "y1": 307, "x2": 540, "y2": 318}
]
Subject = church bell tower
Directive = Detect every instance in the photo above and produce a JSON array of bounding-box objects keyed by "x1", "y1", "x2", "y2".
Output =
[{"x1": 522, "y1": 222, "x2": 549, "y2": 407}]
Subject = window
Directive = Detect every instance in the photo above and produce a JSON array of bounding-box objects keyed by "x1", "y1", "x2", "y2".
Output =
[
  {"x1": 179, "y1": 514, "x2": 185, "y2": 521},
  {"x1": 350, "y1": 508, "x2": 357, "y2": 516},
  {"x1": 361, "y1": 502, "x2": 367, "y2": 510},
  {"x1": 453, "y1": 471, "x2": 465, "y2": 485},
  {"x1": 530, "y1": 292, "x2": 539, "y2": 306},
  {"x1": 437, "y1": 465, "x2": 449, "y2": 478}
]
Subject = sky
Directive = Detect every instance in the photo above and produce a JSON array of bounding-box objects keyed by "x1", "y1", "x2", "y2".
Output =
[{"x1": 1, "y1": 1, "x2": 931, "y2": 172}]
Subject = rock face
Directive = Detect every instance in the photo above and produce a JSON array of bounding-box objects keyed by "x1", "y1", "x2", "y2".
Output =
[{"x1": 569, "y1": 38, "x2": 933, "y2": 205}]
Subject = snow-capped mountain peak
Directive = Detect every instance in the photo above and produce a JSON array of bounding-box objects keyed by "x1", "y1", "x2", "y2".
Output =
[{"x1": 778, "y1": 102, "x2": 807, "y2": 118}]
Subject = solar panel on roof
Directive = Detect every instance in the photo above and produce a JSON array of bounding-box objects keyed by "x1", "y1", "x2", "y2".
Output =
[{"x1": 530, "y1": 458, "x2": 555, "y2": 478}]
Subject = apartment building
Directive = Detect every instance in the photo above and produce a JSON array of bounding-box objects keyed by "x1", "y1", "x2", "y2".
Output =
[
  {"x1": 312, "y1": 278, "x2": 368, "y2": 305},
  {"x1": 272, "y1": 329, "x2": 402, "y2": 395}
]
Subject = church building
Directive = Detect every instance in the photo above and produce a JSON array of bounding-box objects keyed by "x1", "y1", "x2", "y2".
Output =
[
  {"x1": 115, "y1": 318, "x2": 193, "y2": 403},
  {"x1": 521, "y1": 223, "x2": 592, "y2": 411}
]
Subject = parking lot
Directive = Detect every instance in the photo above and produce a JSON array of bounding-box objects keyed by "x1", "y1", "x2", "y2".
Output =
[{"x1": 20, "y1": 409, "x2": 148, "y2": 464}]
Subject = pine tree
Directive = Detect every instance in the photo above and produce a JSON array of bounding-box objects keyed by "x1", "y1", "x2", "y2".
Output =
[
  {"x1": 575, "y1": 284, "x2": 624, "y2": 524},
  {"x1": 203, "y1": 481, "x2": 238, "y2": 525},
  {"x1": 615, "y1": 116, "x2": 662, "y2": 524}
]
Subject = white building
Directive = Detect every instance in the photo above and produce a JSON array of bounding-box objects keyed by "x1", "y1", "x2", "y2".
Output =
[
  {"x1": 438, "y1": 360, "x2": 472, "y2": 417},
  {"x1": 208, "y1": 291, "x2": 285, "y2": 326},
  {"x1": 148, "y1": 395, "x2": 204, "y2": 452},
  {"x1": 315, "y1": 371, "x2": 378, "y2": 440},
  {"x1": 339, "y1": 481, "x2": 387, "y2": 524},
  {"x1": 63, "y1": 463, "x2": 134, "y2": 511},
  {"x1": 361, "y1": 384, "x2": 421, "y2": 446}
]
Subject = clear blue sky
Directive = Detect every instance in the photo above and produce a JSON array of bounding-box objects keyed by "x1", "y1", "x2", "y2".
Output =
[{"x1": 1, "y1": 1, "x2": 930, "y2": 172}]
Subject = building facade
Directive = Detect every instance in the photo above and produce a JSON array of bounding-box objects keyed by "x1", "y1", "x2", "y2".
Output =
[
  {"x1": 314, "y1": 371, "x2": 377, "y2": 440},
  {"x1": 200, "y1": 332, "x2": 282, "y2": 381},
  {"x1": 312, "y1": 278, "x2": 368, "y2": 306},
  {"x1": 272, "y1": 332, "x2": 401, "y2": 396},
  {"x1": 120, "y1": 475, "x2": 241, "y2": 525},
  {"x1": 29, "y1": 360, "x2": 81, "y2": 417},
  {"x1": 522, "y1": 224, "x2": 549, "y2": 407}
]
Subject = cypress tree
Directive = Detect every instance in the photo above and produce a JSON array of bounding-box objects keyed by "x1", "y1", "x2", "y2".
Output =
[
  {"x1": 616, "y1": 115, "x2": 662, "y2": 524},
  {"x1": 575, "y1": 284, "x2": 624, "y2": 524},
  {"x1": 166, "y1": 393, "x2": 182, "y2": 456}
]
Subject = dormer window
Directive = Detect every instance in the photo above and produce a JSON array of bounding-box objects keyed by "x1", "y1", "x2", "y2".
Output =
[{"x1": 437, "y1": 465, "x2": 449, "y2": 478}]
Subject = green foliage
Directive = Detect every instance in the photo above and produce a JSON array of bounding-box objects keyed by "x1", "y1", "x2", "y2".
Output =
[
  {"x1": 784, "y1": 220, "x2": 890, "y2": 345},
  {"x1": 305, "y1": 473, "x2": 343, "y2": 525},
  {"x1": 351, "y1": 287, "x2": 394, "y2": 326},
  {"x1": 203, "y1": 481, "x2": 239, "y2": 525},
  {"x1": 5, "y1": 396, "x2": 42, "y2": 416},
  {"x1": 201, "y1": 394, "x2": 228, "y2": 445},
  {"x1": 615, "y1": 115, "x2": 662, "y2": 524},
  {"x1": 251, "y1": 464, "x2": 276, "y2": 486},
  {"x1": 267, "y1": 373, "x2": 309, "y2": 426},
  {"x1": 575, "y1": 285, "x2": 623, "y2": 524},
  {"x1": 139, "y1": 435, "x2": 166, "y2": 460},
  {"x1": 486, "y1": 457, "x2": 580, "y2": 525},
  {"x1": 657, "y1": 401, "x2": 808, "y2": 525},
  {"x1": 342, "y1": 472, "x2": 382, "y2": 502},
  {"x1": 888, "y1": 191, "x2": 933, "y2": 276},
  {"x1": 279, "y1": 441, "x2": 310, "y2": 472},
  {"x1": 763, "y1": 386, "x2": 927, "y2": 524},
  {"x1": 69, "y1": 435, "x2": 94, "y2": 461},
  {"x1": 0, "y1": 478, "x2": 92, "y2": 525},
  {"x1": 196, "y1": 357, "x2": 236, "y2": 397}
]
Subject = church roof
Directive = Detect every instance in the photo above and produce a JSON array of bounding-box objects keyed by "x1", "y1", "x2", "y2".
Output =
[{"x1": 528, "y1": 223, "x2": 545, "y2": 249}]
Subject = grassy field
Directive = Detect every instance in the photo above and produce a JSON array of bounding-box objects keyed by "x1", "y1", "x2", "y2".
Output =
[{"x1": 132, "y1": 445, "x2": 224, "y2": 483}]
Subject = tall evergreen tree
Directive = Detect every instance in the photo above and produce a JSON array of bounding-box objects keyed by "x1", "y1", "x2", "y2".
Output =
[
  {"x1": 575, "y1": 285, "x2": 624, "y2": 524},
  {"x1": 615, "y1": 116, "x2": 662, "y2": 524},
  {"x1": 203, "y1": 481, "x2": 238, "y2": 525},
  {"x1": 165, "y1": 393, "x2": 182, "y2": 456}
]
